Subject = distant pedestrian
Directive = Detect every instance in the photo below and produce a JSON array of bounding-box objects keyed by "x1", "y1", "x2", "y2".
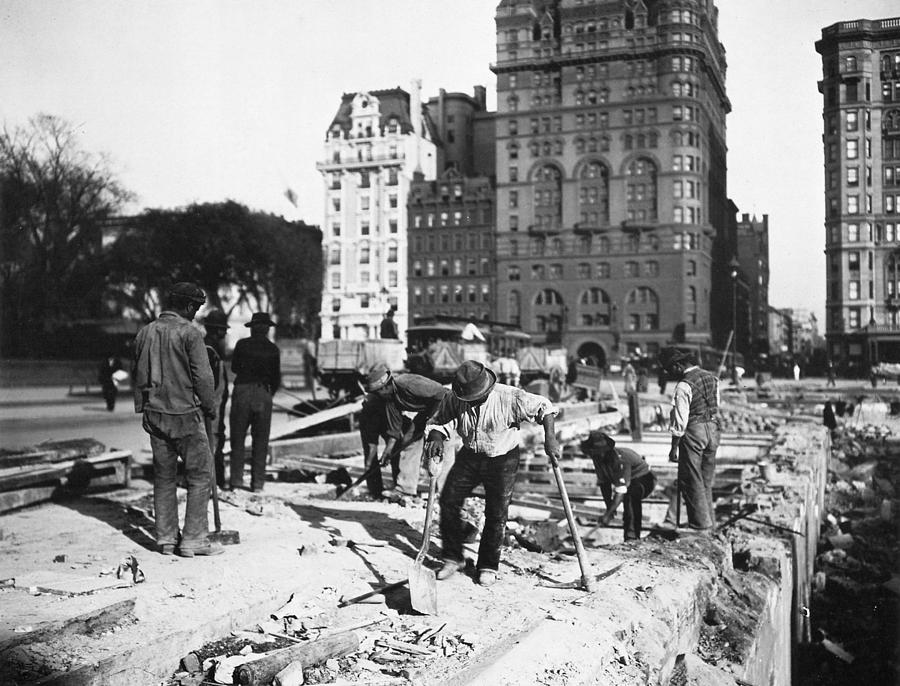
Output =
[
  {"x1": 98, "y1": 354, "x2": 124, "y2": 411},
  {"x1": 132, "y1": 282, "x2": 222, "y2": 557},
  {"x1": 826, "y1": 360, "x2": 837, "y2": 388},
  {"x1": 623, "y1": 361, "x2": 637, "y2": 395},
  {"x1": 657, "y1": 367, "x2": 668, "y2": 395},
  {"x1": 870, "y1": 366, "x2": 879, "y2": 389},
  {"x1": 201, "y1": 309, "x2": 230, "y2": 489},
  {"x1": 793, "y1": 363, "x2": 800, "y2": 382},
  {"x1": 229, "y1": 312, "x2": 281, "y2": 492},
  {"x1": 823, "y1": 401, "x2": 837, "y2": 432},
  {"x1": 380, "y1": 307, "x2": 399, "y2": 339}
]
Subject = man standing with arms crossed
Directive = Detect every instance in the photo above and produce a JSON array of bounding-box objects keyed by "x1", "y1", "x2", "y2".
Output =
[
  {"x1": 659, "y1": 347, "x2": 721, "y2": 535},
  {"x1": 132, "y1": 282, "x2": 222, "y2": 557},
  {"x1": 229, "y1": 312, "x2": 280, "y2": 492},
  {"x1": 201, "y1": 309, "x2": 230, "y2": 489}
]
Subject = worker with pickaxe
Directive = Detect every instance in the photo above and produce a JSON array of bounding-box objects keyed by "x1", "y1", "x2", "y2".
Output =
[
  {"x1": 358, "y1": 363, "x2": 448, "y2": 500},
  {"x1": 581, "y1": 430, "x2": 658, "y2": 541}
]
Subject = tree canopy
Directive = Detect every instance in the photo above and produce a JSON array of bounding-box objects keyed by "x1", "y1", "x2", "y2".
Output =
[
  {"x1": 0, "y1": 114, "x2": 134, "y2": 356},
  {"x1": 104, "y1": 201, "x2": 323, "y2": 336}
]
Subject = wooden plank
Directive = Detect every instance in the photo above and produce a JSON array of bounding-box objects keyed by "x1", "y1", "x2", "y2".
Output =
[
  {"x1": 0, "y1": 451, "x2": 131, "y2": 493},
  {"x1": 0, "y1": 599, "x2": 136, "y2": 651},
  {"x1": 0, "y1": 484, "x2": 61, "y2": 513},
  {"x1": 13, "y1": 571, "x2": 133, "y2": 596}
]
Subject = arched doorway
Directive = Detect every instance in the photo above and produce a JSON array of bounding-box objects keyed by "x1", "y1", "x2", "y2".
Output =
[{"x1": 577, "y1": 341, "x2": 607, "y2": 369}]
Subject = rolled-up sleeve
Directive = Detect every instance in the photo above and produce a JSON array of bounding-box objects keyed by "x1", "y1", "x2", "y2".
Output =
[
  {"x1": 424, "y1": 394, "x2": 457, "y2": 440},
  {"x1": 668, "y1": 381, "x2": 692, "y2": 437},
  {"x1": 514, "y1": 389, "x2": 558, "y2": 424}
]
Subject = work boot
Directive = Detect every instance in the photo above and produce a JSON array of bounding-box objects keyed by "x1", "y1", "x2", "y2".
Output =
[
  {"x1": 436, "y1": 559, "x2": 465, "y2": 580},
  {"x1": 159, "y1": 544, "x2": 175, "y2": 556},
  {"x1": 177, "y1": 542, "x2": 225, "y2": 557},
  {"x1": 477, "y1": 570, "x2": 499, "y2": 587}
]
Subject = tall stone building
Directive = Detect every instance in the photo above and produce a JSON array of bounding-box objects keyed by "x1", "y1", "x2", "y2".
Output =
[
  {"x1": 736, "y1": 213, "x2": 770, "y2": 361},
  {"x1": 407, "y1": 88, "x2": 497, "y2": 323},
  {"x1": 817, "y1": 17, "x2": 900, "y2": 372},
  {"x1": 316, "y1": 84, "x2": 437, "y2": 340},
  {"x1": 491, "y1": 0, "x2": 730, "y2": 367}
]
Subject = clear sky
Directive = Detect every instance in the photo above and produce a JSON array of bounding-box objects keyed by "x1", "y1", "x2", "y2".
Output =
[{"x1": 2, "y1": 0, "x2": 897, "y2": 323}]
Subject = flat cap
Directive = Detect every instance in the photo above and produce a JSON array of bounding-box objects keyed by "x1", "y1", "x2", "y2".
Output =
[{"x1": 168, "y1": 282, "x2": 206, "y2": 304}]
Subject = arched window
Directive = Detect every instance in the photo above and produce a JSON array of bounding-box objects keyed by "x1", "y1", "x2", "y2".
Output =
[
  {"x1": 533, "y1": 289, "x2": 565, "y2": 336},
  {"x1": 533, "y1": 164, "x2": 562, "y2": 232},
  {"x1": 578, "y1": 161, "x2": 610, "y2": 226},
  {"x1": 578, "y1": 287, "x2": 611, "y2": 326},
  {"x1": 624, "y1": 287, "x2": 659, "y2": 331},
  {"x1": 625, "y1": 156, "x2": 658, "y2": 222}
]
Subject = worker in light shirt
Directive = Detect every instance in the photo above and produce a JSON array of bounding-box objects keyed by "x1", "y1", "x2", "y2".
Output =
[
  {"x1": 423, "y1": 361, "x2": 560, "y2": 587},
  {"x1": 658, "y1": 347, "x2": 721, "y2": 535}
]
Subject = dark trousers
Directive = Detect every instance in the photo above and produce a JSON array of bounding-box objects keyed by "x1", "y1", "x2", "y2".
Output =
[
  {"x1": 101, "y1": 383, "x2": 117, "y2": 411},
  {"x1": 205, "y1": 415, "x2": 227, "y2": 488},
  {"x1": 439, "y1": 446, "x2": 520, "y2": 571},
  {"x1": 143, "y1": 411, "x2": 210, "y2": 550},
  {"x1": 600, "y1": 472, "x2": 656, "y2": 540},
  {"x1": 678, "y1": 420, "x2": 719, "y2": 530},
  {"x1": 229, "y1": 383, "x2": 273, "y2": 490}
]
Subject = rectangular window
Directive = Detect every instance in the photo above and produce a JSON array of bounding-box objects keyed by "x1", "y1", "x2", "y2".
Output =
[
  {"x1": 849, "y1": 308, "x2": 860, "y2": 328},
  {"x1": 847, "y1": 167, "x2": 859, "y2": 186},
  {"x1": 673, "y1": 180, "x2": 683, "y2": 199},
  {"x1": 332, "y1": 222, "x2": 341, "y2": 236},
  {"x1": 509, "y1": 191, "x2": 518, "y2": 208},
  {"x1": 361, "y1": 221, "x2": 370, "y2": 235},
  {"x1": 847, "y1": 140, "x2": 858, "y2": 159},
  {"x1": 847, "y1": 195, "x2": 859, "y2": 214},
  {"x1": 387, "y1": 246, "x2": 398, "y2": 263},
  {"x1": 849, "y1": 280, "x2": 860, "y2": 300},
  {"x1": 360, "y1": 196, "x2": 370, "y2": 211},
  {"x1": 848, "y1": 223, "x2": 859, "y2": 241},
  {"x1": 846, "y1": 111, "x2": 858, "y2": 131},
  {"x1": 388, "y1": 271, "x2": 398, "y2": 287},
  {"x1": 330, "y1": 272, "x2": 340, "y2": 289},
  {"x1": 848, "y1": 251, "x2": 860, "y2": 270}
]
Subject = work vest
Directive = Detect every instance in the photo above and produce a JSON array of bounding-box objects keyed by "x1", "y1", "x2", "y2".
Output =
[{"x1": 683, "y1": 367, "x2": 718, "y2": 423}]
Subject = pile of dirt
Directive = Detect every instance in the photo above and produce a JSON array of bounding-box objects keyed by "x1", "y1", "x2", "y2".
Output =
[{"x1": 796, "y1": 424, "x2": 900, "y2": 686}]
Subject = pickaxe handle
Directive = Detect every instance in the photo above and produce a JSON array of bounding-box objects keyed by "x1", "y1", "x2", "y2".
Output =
[{"x1": 548, "y1": 453, "x2": 595, "y2": 592}]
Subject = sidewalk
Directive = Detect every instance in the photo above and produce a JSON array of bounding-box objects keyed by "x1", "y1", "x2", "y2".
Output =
[{"x1": 0, "y1": 386, "x2": 101, "y2": 409}]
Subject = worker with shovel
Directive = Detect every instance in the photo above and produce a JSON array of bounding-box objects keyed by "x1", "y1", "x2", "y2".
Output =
[
  {"x1": 581, "y1": 431, "x2": 657, "y2": 541},
  {"x1": 358, "y1": 363, "x2": 448, "y2": 501},
  {"x1": 423, "y1": 361, "x2": 560, "y2": 587}
]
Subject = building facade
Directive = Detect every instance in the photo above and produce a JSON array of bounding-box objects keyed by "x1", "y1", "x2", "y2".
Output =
[
  {"x1": 316, "y1": 84, "x2": 437, "y2": 340},
  {"x1": 489, "y1": 0, "x2": 730, "y2": 367},
  {"x1": 407, "y1": 88, "x2": 497, "y2": 324},
  {"x1": 817, "y1": 17, "x2": 900, "y2": 372},
  {"x1": 736, "y1": 213, "x2": 770, "y2": 362}
]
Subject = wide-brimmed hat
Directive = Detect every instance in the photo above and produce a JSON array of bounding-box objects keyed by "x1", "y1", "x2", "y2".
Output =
[
  {"x1": 202, "y1": 309, "x2": 229, "y2": 330},
  {"x1": 362, "y1": 363, "x2": 392, "y2": 392},
  {"x1": 452, "y1": 361, "x2": 497, "y2": 402},
  {"x1": 580, "y1": 430, "x2": 615, "y2": 454},
  {"x1": 168, "y1": 282, "x2": 206, "y2": 304},
  {"x1": 658, "y1": 346, "x2": 692, "y2": 370},
  {"x1": 246, "y1": 312, "x2": 275, "y2": 328}
]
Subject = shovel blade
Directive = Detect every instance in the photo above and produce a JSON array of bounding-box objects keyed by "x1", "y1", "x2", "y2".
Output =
[
  {"x1": 408, "y1": 562, "x2": 437, "y2": 615},
  {"x1": 208, "y1": 530, "x2": 241, "y2": 545}
]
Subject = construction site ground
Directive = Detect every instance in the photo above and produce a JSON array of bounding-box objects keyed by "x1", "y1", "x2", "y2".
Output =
[{"x1": 1, "y1": 377, "x2": 897, "y2": 685}]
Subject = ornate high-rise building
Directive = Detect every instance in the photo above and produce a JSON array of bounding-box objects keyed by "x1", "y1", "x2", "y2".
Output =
[
  {"x1": 491, "y1": 0, "x2": 730, "y2": 366},
  {"x1": 316, "y1": 84, "x2": 437, "y2": 340},
  {"x1": 817, "y1": 17, "x2": 900, "y2": 372}
]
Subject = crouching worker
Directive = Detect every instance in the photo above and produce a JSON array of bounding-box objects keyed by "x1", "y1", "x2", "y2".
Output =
[
  {"x1": 581, "y1": 431, "x2": 656, "y2": 541},
  {"x1": 423, "y1": 361, "x2": 560, "y2": 587}
]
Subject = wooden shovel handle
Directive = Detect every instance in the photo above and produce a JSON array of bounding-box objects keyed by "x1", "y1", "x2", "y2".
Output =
[{"x1": 415, "y1": 476, "x2": 439, "y2": 565}]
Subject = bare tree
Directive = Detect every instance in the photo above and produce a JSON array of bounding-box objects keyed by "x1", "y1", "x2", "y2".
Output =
[{"x1": 0, "y1": 114, "x2": 133, "y2": 356}]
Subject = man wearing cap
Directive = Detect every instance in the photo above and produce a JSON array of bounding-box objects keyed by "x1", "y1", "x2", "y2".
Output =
[
  {"x1": 202, "y1": 309, "x2": 230, "y2": 489},
  {"x1": 132, "y1": 282, "x2": 222, "y2": 557},
  {"x1": 229, "y1": 312, "x2": 281, "y2": 492},
  {"x1": 359, "y1": 363, "x2": 448, "y2": 499},
  {"x1": 659, "y1": 347, "x2": 721, "y2": 534},
  {"x1": 581, "y1": 431, "x2": 657, "y2": 541},
  {"x1": 423, "y1": 360, "x2": 560, "y2": 586}
]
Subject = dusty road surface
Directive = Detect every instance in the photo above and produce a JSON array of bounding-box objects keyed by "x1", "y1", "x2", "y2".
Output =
[{"x1": 0, "y1": 474, "x2": 734, "y2": 686}]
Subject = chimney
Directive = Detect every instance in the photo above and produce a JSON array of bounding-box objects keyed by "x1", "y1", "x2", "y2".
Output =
[{"x1": 473, "y1": 85, "x2": 487, "y2": 110}]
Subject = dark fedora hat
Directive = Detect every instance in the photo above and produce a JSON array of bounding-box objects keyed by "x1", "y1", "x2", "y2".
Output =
[
  {"x1": 362, "y1": 363, "x2": 392, "y2": 392},
  {"x1": 201, "y1": 309, "x2": 229, "y2": 330},
  {"x1": 452, "y1": 361, "x2": 497, "y2": 402},
  {"x1": 246, "y1": 312, "x2": 275, "y2": 328},
  {"x1": 168, "y1": 282, "x2": 206, "y2": 304},
  {"x1": 658, "y1": 346, "x2": 692, "y2": 370},
  {"x1": 580, "y1": 430, "x2": 615, "y2": 454}
]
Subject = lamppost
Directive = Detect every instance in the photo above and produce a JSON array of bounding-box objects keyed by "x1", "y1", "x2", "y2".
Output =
[{"x1": 729, "y1": 257, "x2": 740, "y2": 383}]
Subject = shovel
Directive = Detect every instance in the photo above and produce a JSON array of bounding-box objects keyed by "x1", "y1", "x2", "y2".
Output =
[
  {"x1": 208, "y1": 452, "x2": 240, "y2": 545},
  {"x1": 408, "y1": 475, "x2": 439, "y2": 615}
]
